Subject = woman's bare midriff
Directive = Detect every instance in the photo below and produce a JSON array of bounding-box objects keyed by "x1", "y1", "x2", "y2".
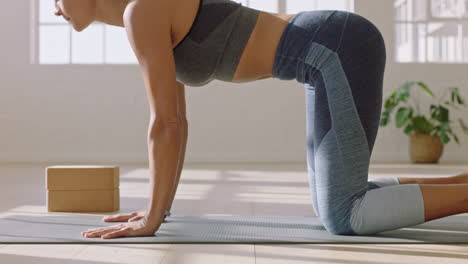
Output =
[
  {"x1": 171, "y1": 0, "x2": 296, "y2": 83},
  {"x1": 231, "y1": 12, "x2": 296, "y2": 82}
]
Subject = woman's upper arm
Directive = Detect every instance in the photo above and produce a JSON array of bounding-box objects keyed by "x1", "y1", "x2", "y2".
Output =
[{"x1": 123, "y1": 0, "x2": 186, "y2": 127}]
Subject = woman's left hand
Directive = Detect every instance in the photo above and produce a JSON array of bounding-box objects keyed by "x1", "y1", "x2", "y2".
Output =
[{"x1": 81, "y1": 216, "x2": 160, "y2": 239}]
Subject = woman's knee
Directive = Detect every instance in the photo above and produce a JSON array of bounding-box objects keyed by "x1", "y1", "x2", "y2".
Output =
[
  {"x1": 321, "y1": 216, "x2": 358, "y2": 236},
  {"x1": 317, "y1": 202, "x2": 359, "y2": 235}
]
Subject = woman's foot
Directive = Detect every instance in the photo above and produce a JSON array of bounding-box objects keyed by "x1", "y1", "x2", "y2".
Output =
[{"x1": 454, "y1": 171, "x2": 468, "y2": 184}]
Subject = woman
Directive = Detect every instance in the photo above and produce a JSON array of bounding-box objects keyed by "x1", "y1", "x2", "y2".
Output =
[{"x1": 55, "y1": 0, "x2": 468, "y2": 240}]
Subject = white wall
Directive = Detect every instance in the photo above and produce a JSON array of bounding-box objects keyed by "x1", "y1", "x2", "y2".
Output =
[
  {"x1": 0, "y1": 0, "x2": 467, "y2": 164},
  {"x1": 355, "y1": 0, "x2": 468, "y2": 163}
]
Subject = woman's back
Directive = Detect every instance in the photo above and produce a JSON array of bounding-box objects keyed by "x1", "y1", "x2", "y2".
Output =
[{"x1": 172, "y1": 0, "x2": 260, "y2": 87}]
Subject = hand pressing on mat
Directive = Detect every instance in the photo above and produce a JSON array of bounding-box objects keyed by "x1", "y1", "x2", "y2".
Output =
[
  {"x1": 102, "y1": 210, "x2": 147, "y2": 222},
  {"x1": 102, "y1": 210, "x2": 171, "y2": 223},
  {"x1": 81, "y1": 211, "x2": 163, "y2": 239}
]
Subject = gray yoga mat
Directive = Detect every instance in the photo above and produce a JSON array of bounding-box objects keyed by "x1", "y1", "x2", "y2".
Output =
[{"x1": 1, "y1": 212, "x2": 468, "y2": 244}]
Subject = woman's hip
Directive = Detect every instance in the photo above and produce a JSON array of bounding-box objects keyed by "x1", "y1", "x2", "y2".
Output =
[{"x1": 272, "y1": 10, "x2": 386, "y2": 85}]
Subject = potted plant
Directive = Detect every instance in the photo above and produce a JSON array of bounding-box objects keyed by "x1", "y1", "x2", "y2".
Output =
[{"x1": 379, "y1": 81, "x2": 468, "y2": 163}]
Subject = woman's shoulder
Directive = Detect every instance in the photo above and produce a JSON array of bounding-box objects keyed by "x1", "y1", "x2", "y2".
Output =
[
  {"x1": 123, "y1": 0, "x2": 173, "y2": 38},
  {"x1": 123, "y1": 0, "x2": 172, "y2": 22},
  {"x1": 126, "y1": 0, "x2": 186, "y2": 42},
  {"x1": 123, "y1": 0, "x2": 175, "y2": 59},
  {"x1": 124, "y1": 0, "x2": 201, "y2": 51}
]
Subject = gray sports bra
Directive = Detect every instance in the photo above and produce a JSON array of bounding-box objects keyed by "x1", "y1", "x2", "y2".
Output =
[{"x1": 173, "y1": 0, "x2": 260, "y2": 87}]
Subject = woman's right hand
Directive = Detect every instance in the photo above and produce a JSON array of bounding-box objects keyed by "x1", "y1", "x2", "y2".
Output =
[{"x1": 102, "y1": 210, "x2": 146, "y2": 222}]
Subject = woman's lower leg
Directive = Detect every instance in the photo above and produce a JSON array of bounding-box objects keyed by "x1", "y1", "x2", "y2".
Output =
[
  {"x1": 397, "y1": 171, "x2": 468, "y2": 185},
  {"x1": 419, "y1": 183, "x2": 468, "y2": 221}
]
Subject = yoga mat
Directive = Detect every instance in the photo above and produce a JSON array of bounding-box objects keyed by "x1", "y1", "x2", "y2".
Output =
[{"x1": 1, "y1": 212, "x2": 468, "y2": 244}]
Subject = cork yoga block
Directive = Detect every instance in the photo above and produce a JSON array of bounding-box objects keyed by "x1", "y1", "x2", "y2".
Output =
[{"x1": 46, "y1": 165, "x2": 120, "y2": 212}]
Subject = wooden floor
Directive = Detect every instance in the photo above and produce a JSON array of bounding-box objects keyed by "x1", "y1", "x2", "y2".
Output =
[{"x1": 1, "y1": 162, "x2": 468, "y2": 263}]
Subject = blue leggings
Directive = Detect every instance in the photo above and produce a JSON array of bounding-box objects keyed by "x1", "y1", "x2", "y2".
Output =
[{"x1": 272, "y1": 10, "x2": 426, "y2": 235}]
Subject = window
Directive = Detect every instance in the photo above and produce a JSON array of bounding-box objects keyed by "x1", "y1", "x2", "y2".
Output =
[
  {"x1": 395, "y1": 0, "x2": 468, "y2": 63},
  {"x1": 35, "y1": 0, "x2": 137, "y2": 64},
  {"x1": 35, "y1": 0, "x2": 352, "y2": 65}
]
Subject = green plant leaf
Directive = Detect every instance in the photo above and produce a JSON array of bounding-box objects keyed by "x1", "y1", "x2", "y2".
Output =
[
  {"x1": 440, "y1": 132, "x2": 450, "y2": 144},
  {"x1": 379, "y1": 114, "x2": 389, "y2": 126},
  {"x1": 404, "y1": 124, "x2": 414, "y2": 135},
  {"x1": 384, "y1": 98, "x2": 393, "y2": 109},
  {"x1": 416, "y1": 81, "x2": 434, "y2": 97},
  {"x1": 456, "y1": 94, "x2": 465, "y2": 105},
  {"x1": 450, "y1": 87, "x2": 465, "y2": 106},
  {"x1": 382, "y1": 93, "x2": 399, "y2": 123},
  {"x1": 396, "y1": 107, "x2": 411, "y2": 128},
  {"x1": 412, "y1": 116, "x2": 433, "y2": 133},
  {"x1": 384, "y1": 92, "x2": 398, "y2": 109},
  {"x1": 459, "y1": 118, "x2": 468, "y2": 133},
  {"x1": 398, "y1": 81, "x2": 413, "y2": 102},
  {"x1": 443, "y1": 100, "x2": 460, "y2": 110},
  {"x1": 430, "y1": 105, "x2": 442, "y2": 121},
  {"x1": 440, "y1": 106, "x2": 449, "y2": 122},
  {"x1": 439, "y1": 121, "x2": 449, "y2": 134},
  {"x1": 381, "y1": 110, "x2": 393, "y2": 126},
  {"x1": 447, "y1": 130, "x2": 460, "y2": 145},
  {"x1": 430, "y1": 105, "x2": 449, "y2": 122},
  {"x1": 430, "y1": 105, "x2": 437, "y2": 119}
]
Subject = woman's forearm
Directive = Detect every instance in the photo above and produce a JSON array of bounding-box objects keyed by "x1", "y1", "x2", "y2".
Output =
[
  {"x1": 166, "y1": 120, "x2": 188, "y2": 212},
  {"x1": 145, "y1": 123, "x2": 183, "y2": 226}
]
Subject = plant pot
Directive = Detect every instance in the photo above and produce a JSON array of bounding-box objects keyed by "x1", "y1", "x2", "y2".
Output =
[{"x1": 409, "y1": 132, "x2": 444, "y2": 163}]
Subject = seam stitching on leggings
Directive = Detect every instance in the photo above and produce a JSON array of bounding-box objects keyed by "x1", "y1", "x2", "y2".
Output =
[
  {"x1": 335, "y1": 12, "x2": 350, "y2": 54},
  {"x1": 274, "y1": 10, "x2": 341, "y2": 62},
  {"x1": 309, "y1": 10, "x2": 337, "y2": 42},
  {"x1": 313, "y1": 128, "x2": 332, "y2": 159},
  {"x1": 302, "y1": 10, "x2": 337, "y2": 59},
  {"x1": 274, "y1": 10, "x2": 338, "y2": 62}
]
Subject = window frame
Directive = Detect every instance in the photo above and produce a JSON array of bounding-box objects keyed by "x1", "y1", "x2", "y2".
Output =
[
  {"x1": 394, "y1": 0, "x2": 468, "y2": 64},
  {"x1": 31, "y1": 0, "x2": 354, "y2": 66},
  {"x1": 31, "y1": 0, "x2": 139, "y2": 67}
]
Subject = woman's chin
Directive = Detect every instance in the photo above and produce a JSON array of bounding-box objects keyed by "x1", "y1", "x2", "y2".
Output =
[{"x1": 70, "y1": 21, "x2": 89, "y2": 32}]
